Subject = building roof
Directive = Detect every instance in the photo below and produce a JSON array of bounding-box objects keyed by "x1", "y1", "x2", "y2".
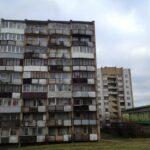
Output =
[
  {"x1": 1, "y1": 19, "x2": 94, "y2": 25},
  {"x1": 122, "y1": 105, "x2": 150, "y2": 113}
]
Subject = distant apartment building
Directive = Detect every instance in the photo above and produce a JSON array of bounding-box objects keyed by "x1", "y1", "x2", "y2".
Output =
[
  {"x1": 0, "y1": 19, "x2": 99, "y2": 144},
  {"x1": 97, "y1": 67, "x2": 134, "y2": 127}
]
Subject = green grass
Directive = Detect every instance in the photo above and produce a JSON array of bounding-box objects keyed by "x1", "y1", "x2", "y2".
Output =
[{"x1": 17, "y1": 138, "x2": 150, "y2": 150}]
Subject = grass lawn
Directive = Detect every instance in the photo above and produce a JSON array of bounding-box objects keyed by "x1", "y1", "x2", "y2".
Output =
[{"x1": 16, "y1": 138, "x2": 150, "y2": 150}]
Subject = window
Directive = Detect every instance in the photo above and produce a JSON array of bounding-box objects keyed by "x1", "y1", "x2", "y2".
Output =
[
  {"x1": 105, "y1": 108, "x2": 108, "y2": 112},
  {"x1": 49, "y1": 98, "x2": 56, "y2": 105},
  {"x1": 120, "y1": 102, "x2": 125, "y2": 106},
  {"x1": 37, "y1": 127, "x2": 43, "y2": 135},
  {"x1": 10, "y1": 129, "x2": 17, "y2": 135},
  {"x1": 128, "y1": 102, "x2": 131, "y2": 106},
  {"x1": 1, "y1": 129, "x2": 10, "y2": 136},
  {"x1": 49, "y1": 128, "x2": 56, "y2": 136}
]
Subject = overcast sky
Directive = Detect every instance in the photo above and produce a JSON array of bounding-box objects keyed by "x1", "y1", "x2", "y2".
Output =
[{"x1": 0, "y1": 0, "x2": 150, "y2": 107}]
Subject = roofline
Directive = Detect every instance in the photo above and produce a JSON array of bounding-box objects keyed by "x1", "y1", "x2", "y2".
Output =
[
  {"x1": 1, "y1": 18, "x2": 94, "y2": 25},
  {"x1": 122, "y1": 105, "x2": 150, "y2": 112}
]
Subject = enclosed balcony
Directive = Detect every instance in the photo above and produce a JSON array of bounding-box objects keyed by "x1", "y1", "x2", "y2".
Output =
[
  {"x1": 72, "y1": 29, "x2": 93, "y2": 36},
  {"x1": 73, "y1": 91, "x2": 96, "y2": 98},
  {"x1": 0, "y1": 106, "x2": 21, "y2": 113},
  {"x1": 74, "y1": 119, "x2": 97, "y2": 125},
  {"x1": 48, "y1": 105, "x2": 72, "y2": 112},
  {"x1": 47, "y1": 119, "x2": 72, "y2": 127},
  {"x1": 49, "y1": 29, "x2": 70, "y2": 35},
  {"x1": 25, "y1": 26, "x2": 48, "y2": 35}
]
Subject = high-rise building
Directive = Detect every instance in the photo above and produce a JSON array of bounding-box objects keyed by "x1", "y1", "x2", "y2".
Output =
[
  {"x1": 0, "y1": 19, "x2": 99, "y2": 144},
  {"x1": 97, "y1": 67, "x2": 134, "y2": 127}
]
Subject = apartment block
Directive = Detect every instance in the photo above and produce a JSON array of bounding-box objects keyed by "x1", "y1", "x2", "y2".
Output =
[
  {"x1": 0, "y1": 19, "x2": 99, "y2": 144},
  {"x1": 97, "y1": 67, "x2": 134, "y2": 127}
]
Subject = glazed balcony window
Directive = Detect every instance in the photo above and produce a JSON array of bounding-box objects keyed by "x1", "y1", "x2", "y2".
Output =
[
  {"x1": 0, "y1": 85, "x2": 21, "y2": 92},
  {"x1": 48, "y1": 98, "x2": 71, "y2": 106},
  {"x1": 26, "y1": 25, "x2": 47, "y2": 34},
  {"x1": 0, "y1": 114, "x2": 20, "y2": 121},
  {"x1": 24, "y1": 99, "x2": 45, "y2": 107},
  {"x1": 48, "y1": 84, "x2": 71, "y2": 92},
  {"x1": 1, "y1": 129, "x2": 10, "y2": 137},
  {"x1": 1, "y1": 21, "x2": 25, "y2": 29},
  {"x1": 73, "y1": 71, "x2": 95, "y2": 78},
  {"x1": 72, "y1": 46, "x2": 94, "y2": 53},
  {"x1": 48, "y1": 59, "x2": 71, "y2": 66},
  {"x1": 25, "y1": 46, "x2": 47, "y2": 53},
  {"x1": 30, "y1": 72, "x2": 48, "y2": 78},
  {"x1": 23, "y1": 84, "x2": 47, "y2": 92},
  {"x1": 74, "y1": 98, "x2": 95, "y2": 105},
  {"x1": 48, "y1": 23, "x2": 70, "y2": 30},
  {"x1": 24, "y1": 59, "x2": 47, "y2": 66},
  {"x1": 49, "y1": 49, "x2": 70, "y2": 58},
  {"x1": 73, "y1": 85, "x2": 95, "y2": 91},
  {"x1": 71, "y1": 23, "x2": 93, "y2": 30},
  {"x1": 50, "y1": 37, "x2": 70, "y2": 46},
  {"x1": 22, "y1": 127, "x2": 37, "y2": 136},
  {"x1": 0, "y1": 45, "x2": 24, "y2": 53},
  {"x1": 72, "y1": 58, "x2": 94, "y2": 66},
  {"x1": 0, "y1": 33, "x2": 24, "y2": 41},
  {"x1": 49, "y1": 113, "x2": 70, "y2": 120},
  {"x1": 0, "y1": 72, "x2": 21, "y2": 83},
  {"x1": 0, "y1": 98, "x2": 19, "y2": 106},
  {"x1": 26, "y1": 37, "x2": 48, "y2": 47},
  {"x1": 49, "y1": 73, "x2": 71, "y2": 79},
  {"x1": 0, "y1": 58, "x2": 21, "y2": 66}
]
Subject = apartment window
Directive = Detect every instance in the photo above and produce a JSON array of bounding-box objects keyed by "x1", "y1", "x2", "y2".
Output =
[
  {"x1": 72, "y1": 46, "x2": 94, "y2": 53},
  {"x1": 58, "y1": 128, "x2": 68, "y2": 135},
  {"x1": 120, "y1": 102, "x2": 125, "y2": 106},
  {"x1": 126, "y1": 85, "x2": 129, "y2": 88},
  {"x1": 105, "y1": 108, "x2": 108, "y2": 112},
  {"x1": 126, "y1": 91, "x2": 130, "y2": 95},
  {"x1": 0, "y1": 58, "x2": 20, "y2": 66},
  {"x1": 10, "y1": 129, "x2": 17, "y2": 135},
  {"x1": 0, "y1": 85, "x2": 21, "y2": 92},
  {"x1": 128, "y1": 102, "x2": 131, "y2": 106},
  {"x1": 33, "y1": 114, "x2": 43, "y2": 121},
  {"x1": 24, "y1": 59, "x2": 47, "y2": 66},
  {"x1": 49, "y1": 98, "x2": 56, "y2": 105},
  {"x1": 104, "y1": 102, "x2": 108, "y2": 105},
  {"x1": 49, "y1": 128, "x2": 56, "y2": 136},
  {"x1": 72, "y1": 59, "x2": 94, "y2": 66},
  {"x1": 12, "y1": 99, "x2": 19, "y2": 106},
  {"x1": 37, "y1": 127, "x2": 43, "y2": 135},
  {"x1": 127, "y1": 97, "x2": 130, "y2": 100},
  {"x1": 48, "y1": 59, "x2": 70, "y2": 66},
  {"x1": 0, "y1": 45, "x2": 24, "y2": 53},
  {"x1": 1, "y1": 129, "x2": 10, "y2": 136},
  {"x1": 31, "y1": 72, "x2": 48, "y2": 78},
  {"x1": 104, "y1": 97, "x2": 108, "y2": 100},
  {"x1": 57, "y1": 98, "x2": 70, "y2": 105},
  {"x1": 23, "y1": 85, "x2": 47, "y2": 92}
]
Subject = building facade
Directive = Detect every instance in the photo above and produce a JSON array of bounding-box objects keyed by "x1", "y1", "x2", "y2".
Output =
[
  {"x1": 0, "y1": 19, "x2": 99, "y2": 144},
  {"x1": 97, "y1": 67, "x2": 134, "y2": 127}
]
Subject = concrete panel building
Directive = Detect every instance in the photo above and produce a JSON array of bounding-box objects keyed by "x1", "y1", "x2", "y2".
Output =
[
  {"x1": 0, "y1": 19, "x2": 99, "y2": 144},
  {"x1": 97, "y1": 67, "x2": 134, "y2": 127}
]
